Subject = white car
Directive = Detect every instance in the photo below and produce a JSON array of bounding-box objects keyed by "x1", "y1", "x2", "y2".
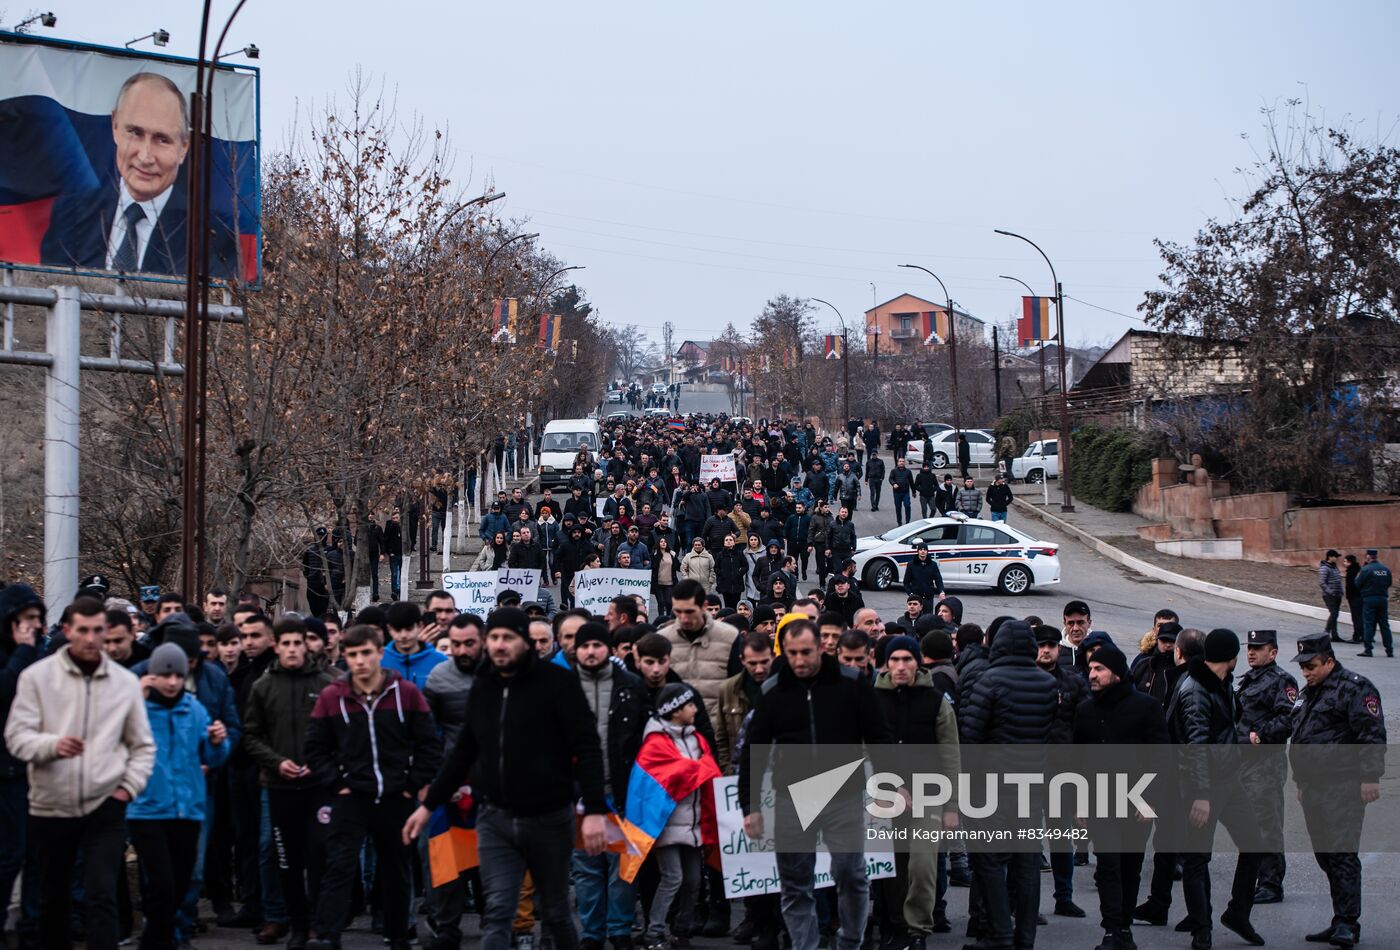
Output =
[
  {"x1": 605, "y1": 390, "x2": 624, "y2": 404},
  {"x1": 605, "y1": 410, "x2": 632, "y2": 423},
  {"x1": 1012, "y1": 439, "x2": 1060, "y2": 483},
  {"x1": 644, "y1": 407, "x2": 671, "y2": 417},
  {"x1": 906, "y1": 428, "x2": 996, "y2": 469},
  {"x1": 851, "y1": 514, "x2": 1061, "y2": 595}
]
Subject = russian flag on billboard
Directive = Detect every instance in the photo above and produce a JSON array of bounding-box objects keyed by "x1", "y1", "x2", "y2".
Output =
[
  {"x1": 823, "y1": 334, "x2": 844, "y2": 359},
  {"x1": 616, "y1": 727, "x2": 721, "y2": 883},
  {"x1": 1019, "y1": 297, "x2": 1055, "y2": 345},
  {"x1": 427, "y1": 790, "x2": 479, "y2": 887},
  {"x1": 0, "y1": 36, "x2": 261, "y2": 285}
]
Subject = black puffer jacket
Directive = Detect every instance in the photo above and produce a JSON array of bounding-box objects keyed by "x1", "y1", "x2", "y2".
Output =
[
  {"x1": 954, "y1": 642, "x2": 990, "y2": 706},
  {"x1": 828, "y1": 518, "x2": 857, "y2": 555},
  {"x1": 1166, "y1": 658, "x2": 1242, "y2": 801},
  {"x1": 0, "y1": 584, "x2": 44, "y2": 779},
  {"x1": 903, "y1": 556, "x2": 945, "y2": 600},
  {"x1": 715, "y1": 547, "x2": 749, "y2": 595},
  {"x1": 959, "y1": 621, "x2": 1058, "y2": 745}
]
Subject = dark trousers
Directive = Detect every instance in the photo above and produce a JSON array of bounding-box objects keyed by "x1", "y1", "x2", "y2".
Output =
[
  {"x1": 1180, "y1": 789, "x2": 1264, "y2": 933},
  {"x1": 1323, "y1": 593, "x2": 1343, "y2": 636},
  {"x1": 655, "y1": 584, "x2": 673, "y2": 618},
  {"x1": 559, "y1": 572, "x2": 576, "y2": 609},
  {"x1": 33, "y1": 797, "x2": 129, "y2": 950},
  {"x1": 814, "y1": 547, "x2": 830, "y2": 584},
  {"x1": 476, "y1": 803, "x2": 578, "y2": 950},
  {"x1": 1094, "y1": 851, "x2": 1146, "y2": 931},
  {"x1": 1301, "y1": 783, "x2": 1364, "y2": 928},
  {"x1": 1362, "y1": 598, "x2": 1393, "y2": 653},
  {"x1": 313, "y1": 792, "x2": 414, "y2": 941},
  {"x1": 229, "y1": 763, "x2": 264, "y2": 916},
  {"x1": 1347, "y1": 595, "x2": 1364, "y2": 640},
  {"x1": 267, "y1": 787, "x2": 331, "y2": 931},
  {"x1": 971, "y1": 850, "x2": 1039, "y2": 949},
  {"x1": 0, "y1": 777, "x2": 28, "y2": 924},
  {"x1": 129, "y1": 819, "x2": 200, "y2": 950},
  {"x1": 892, "y1": 491, "x2": 911, "y2": 525},
  {"x1": 791, "y1": 544, "x2": 810, "y2": 580},
  {"x1": 918, "y1": 495, "x2": 936, "y2": 519},
  {"x1": 721, "y1": 590, "x2": 742, "y2": 609},
  {"x1": 867, "y1": 481, "x2": 882, "y2": 510}
]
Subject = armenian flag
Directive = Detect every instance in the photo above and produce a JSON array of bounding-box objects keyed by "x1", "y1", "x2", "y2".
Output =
[
  {"x1": 1019, "y1": 297, "x2": 1055, "y2": 345},
  {"x1": 616, "y1": 726, "x2": 721, "y2": 882},
  {"x1": 427, "y1": 790, "x2": 479, "y2": 887},
  {"x1": 538, "y1": 313, "x2": 562, "y2": 350},
  {"x1": 823, "y1": 334, "x2": 844, "y2": 359},
  {"x1": 667, "y1": 419, "x2": 687, "y2": 432}
]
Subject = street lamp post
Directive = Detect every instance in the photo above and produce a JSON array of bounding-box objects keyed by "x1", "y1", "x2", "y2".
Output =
[
  {"x1": 1000, "y1": 274, "x2": 1049, "y2": 399},
  {"x1": 995, "y1": 230, "x2": 1073, "y2": 512},
  {"x1": 898, "y1": 264, "x2": 960, "y2": 435},
  {"x1": 809, "y1": 297, "x2": 849, "y2": 428}
]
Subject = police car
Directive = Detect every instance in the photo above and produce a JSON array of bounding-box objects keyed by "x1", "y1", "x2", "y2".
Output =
[{"x1": 850, "y1": 513, "x2": 1061, "y2": 595}]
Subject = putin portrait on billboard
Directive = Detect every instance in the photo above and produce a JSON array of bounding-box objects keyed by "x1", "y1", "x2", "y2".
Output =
[{"x1": 0, "y1": 35, "x2": 260, "y2": 284}]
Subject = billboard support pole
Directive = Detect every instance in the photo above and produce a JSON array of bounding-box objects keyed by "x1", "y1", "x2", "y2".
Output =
[{"x1": 44, "y1": 285, "x2": 81, "y2": 616}]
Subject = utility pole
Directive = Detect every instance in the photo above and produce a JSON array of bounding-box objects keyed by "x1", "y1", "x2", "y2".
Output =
[{"x1": 992, "y1": 324, "x2": 1002, "y2": 417}]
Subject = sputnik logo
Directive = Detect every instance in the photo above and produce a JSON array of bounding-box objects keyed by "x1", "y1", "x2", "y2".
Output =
[{"x1": 787, "y1": 759, "x2": 865, "y2": 831}]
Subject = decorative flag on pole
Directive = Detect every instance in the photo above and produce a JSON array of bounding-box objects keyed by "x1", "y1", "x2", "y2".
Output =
[
  {"x1": 760, "y1": 354, "x2": 771, "y2": 373},
  {"x1": 823, "y1": 334, "x2": 844, "y2": 359},
  {"x1": 538, "y1": 314, "x2": 562, "y2": 350},
  {"x1": 920, "y1": 311, "x2": 946, "y2": 345},
  {"x1": 1019, "y1": 297, "x2": 1056, "y2": 345},
  {"x1": 427, "y1": 790, "x2": 479, "y2": 887},
  {"x1": 490, "y1": 298, "x2": 519, "y2": 341}
]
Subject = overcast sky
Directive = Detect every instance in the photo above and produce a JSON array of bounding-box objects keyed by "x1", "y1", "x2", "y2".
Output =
[{"x1": 40, "y1": 1, "x2": 1400, "y2": 349}]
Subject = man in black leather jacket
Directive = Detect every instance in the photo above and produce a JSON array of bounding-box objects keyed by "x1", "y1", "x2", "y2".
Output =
[{"x1": 1165, "y1": 629, "x2": 1266, "y2": 950}]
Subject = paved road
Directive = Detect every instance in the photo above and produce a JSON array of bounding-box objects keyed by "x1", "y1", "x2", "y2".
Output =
[{"x1": 196, "y1": 408, "x2": 1400, "y2": 948}]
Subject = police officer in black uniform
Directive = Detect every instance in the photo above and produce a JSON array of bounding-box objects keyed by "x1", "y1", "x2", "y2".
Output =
[
  {"x1": 1289, "y1": 633, "x2": 1386, "y2": 948},
  {"x1": 1235, "y1": 629, "x2": 1297, "y2": 905}
]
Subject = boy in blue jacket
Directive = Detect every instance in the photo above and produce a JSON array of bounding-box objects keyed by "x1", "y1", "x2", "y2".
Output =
[{"x1": 130, "y1": 643, "x2": 230, "y2": 950}]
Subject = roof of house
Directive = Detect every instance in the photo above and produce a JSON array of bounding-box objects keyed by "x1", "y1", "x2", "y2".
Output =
[{"x1": 864, "y1": 293, "x2": 985, "y2": 326}]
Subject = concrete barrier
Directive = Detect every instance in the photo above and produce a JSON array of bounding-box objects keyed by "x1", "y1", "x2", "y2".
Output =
[{"x1": 1013, "y1": 497, "x2": 1351, "y2": 627}]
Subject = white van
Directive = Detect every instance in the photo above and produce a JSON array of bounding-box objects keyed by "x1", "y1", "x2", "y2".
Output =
[{"x1": 538, "y1": 418, "x2": 602, "y2": 489}]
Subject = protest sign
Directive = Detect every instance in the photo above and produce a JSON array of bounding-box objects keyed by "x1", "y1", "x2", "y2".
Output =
[
  {"x1": 442, "y1": 567, "x2": 542, "y2": 615},
  {"x1": 572, "y1": 568, "x2": 652, "y2": 615},
  {"x1": 495, "y1": 568, "x2": 541, "y2": 604},
  {"x1": 699, "y1": 453, "x2": 737, "y2": 483},
  {"x1": 441, "y1": 571, "x2": 499, "y2": 616},
  {"x1": 710, "y1": 777, "x2": 894, "y2": 898}
]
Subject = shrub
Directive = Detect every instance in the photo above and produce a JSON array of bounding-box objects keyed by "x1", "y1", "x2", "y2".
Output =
[{"x1": 1072, "y1": 425, "x2": 1159, "y2": 512}]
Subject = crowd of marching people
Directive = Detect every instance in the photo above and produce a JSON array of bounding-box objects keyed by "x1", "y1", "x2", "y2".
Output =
[{"x1": 0, "y1": 412, "x2": 1389, "y2": 950}]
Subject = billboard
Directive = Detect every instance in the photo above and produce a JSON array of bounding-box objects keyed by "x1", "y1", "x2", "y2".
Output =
[{"x1": 0, "y1": 34, "x2": 260, "y2": 285}]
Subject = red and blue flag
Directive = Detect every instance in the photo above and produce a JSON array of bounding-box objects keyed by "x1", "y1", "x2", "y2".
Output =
[
  {"x1": 616, "y1": 727, "x2": 721, "y2": 882},
  {"x1": 427, "y1": 788, "x2": 478, "y2": 887},
  {"x1": 1019, "y1": 297, "x2": 1055, "y2": 345}
]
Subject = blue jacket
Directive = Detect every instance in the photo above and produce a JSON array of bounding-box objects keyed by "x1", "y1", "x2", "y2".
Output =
[
  {"x1": 129, "y1": 693, "x2": 230, "y2": 821},
  {"x1": 479, "y1": 511, "x2": 510, "y2": 543},
  {"x1": 1357, "y1": 561, "x2": 1392, "y2": 600},
  {"x1": 131, "y1": 657, "x2": 242, "y2": 755},
  {"x1": 382, "y1": 642, "x2": 448, "y2": 691},
  {"x1": 617, "y1": 539, "x2": 652, "y2": 570}
]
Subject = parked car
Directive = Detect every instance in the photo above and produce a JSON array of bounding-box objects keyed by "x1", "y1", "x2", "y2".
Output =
[
  {"x1": 851, "y1": 514, "x2": 1061, "y2": 595},
  {"x1": 906, "y1": 428, "x2": 995, "y2": 469},
  {"x1": 605, "y1": 390, "x2": 624, "y2": 404},
  {"x1": 1011, "y1": 439, "x2": 1060, "y2": 483},
  {"x1": 651, "y1": 382, "x2": 669, "y2": 395}
]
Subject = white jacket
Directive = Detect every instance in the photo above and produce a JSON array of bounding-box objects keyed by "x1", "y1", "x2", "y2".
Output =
[
  {"x1": 4, "y1": 646, "x2": 155, "y2": 817},
  {"x1": 647, "y1": 717, "x2": 705, "y2": 848}
]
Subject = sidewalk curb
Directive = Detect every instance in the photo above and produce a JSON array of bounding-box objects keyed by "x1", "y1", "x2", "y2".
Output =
[{"x1": 1012, "y1": 497, "x2": 1349, "y2": 627}]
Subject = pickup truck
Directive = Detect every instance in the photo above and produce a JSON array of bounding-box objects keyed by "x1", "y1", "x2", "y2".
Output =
[{"x1": 1011, "y1": 439, "x2": 1059, "y2": 483}]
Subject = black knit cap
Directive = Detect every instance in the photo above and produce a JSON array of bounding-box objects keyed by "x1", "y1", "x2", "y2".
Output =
[
  {"x1": 1092, "y1": 644, "x2": 1129, "y2": 680},
  {"x1": 486, "y1": 607, "x2": 530, "y2": 640},
  {"x1": 574, "y1": 621, "x2": 610, "y2": 649},
  {"x1": 1203, "y1": 628, "x2": 1241, "y2": 663}
]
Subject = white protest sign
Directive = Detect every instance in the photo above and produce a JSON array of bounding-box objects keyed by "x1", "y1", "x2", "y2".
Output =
[
  {"x1": 596, "y1": 498, "x2": 608, "y2": 518},
  {"x1": 441, "y1": 571, "x2": 499, "y2": 616},
  {"x1": 711, "y1": 776, "x2": 894, "y2": 898},
  {"x1": 442, "y1": 567, "x2": 543, "y2": 615},
  {"x1": 572, "y1": 568, "x2": 652, "y2": 616},
  {"x1": 699, "y1": 453, "x2": 737, "y2": 483},
  {"x1": 495, "y1": 567, "x2": 541, "y2": 604}
]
